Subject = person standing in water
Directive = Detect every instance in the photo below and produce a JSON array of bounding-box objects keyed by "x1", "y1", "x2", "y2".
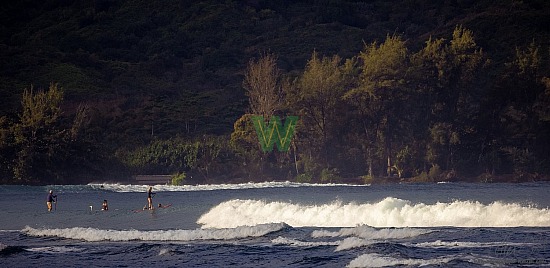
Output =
[
  {"x1": 102, "y1": 200, "x2": 109, "y2": 211},
  {"x1": 147, "y1": 186, "x2": 155, "y2": 210},
  {"x1": 46, "y1": 190, "x2": 57, "y2": 212}
]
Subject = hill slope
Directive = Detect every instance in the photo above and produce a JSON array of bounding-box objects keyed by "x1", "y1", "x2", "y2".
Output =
[{"x1": 0, "y1": 0, "x2": 549, "y2": 183}]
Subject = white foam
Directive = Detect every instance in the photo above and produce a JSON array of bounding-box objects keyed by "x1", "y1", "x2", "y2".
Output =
[
  {"x1": 335, "y1": 237, "x2": 378, "y2": 251},
  {"x1": 311, "y1": 225, "x2": 431, "y2": 239},
  {"x1": 271, "y1": 236, "x2": 339, "y2": 247},
  {"x1": 22, "y1": 223, "x2": 286, "y2": 242},
  {"x1": 411, "y1": 240, "x2": 529, "y2": 249},
  {"x1": 347, "y1": 253, "x2": 453, "y2": 268},
  {"x1": 158, "y1": 248, "x2": 173, "y2": 256},
  {"x1": 197, "y1": 197, "x2": 550, "y2": 228},
  {"x1": 310, "y1": 226, "x2": 429, "y2": 251},
  {"x1": 88, "y1": 181, "x2": 365, "y2": 192},
  {"x1": 25, "y1": 246, "x2": 85, "y2": 254}
]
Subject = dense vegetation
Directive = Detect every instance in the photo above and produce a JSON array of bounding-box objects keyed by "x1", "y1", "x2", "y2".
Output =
[{"x1": 0, "y1": 0, "x2": 549, "y2": 184}]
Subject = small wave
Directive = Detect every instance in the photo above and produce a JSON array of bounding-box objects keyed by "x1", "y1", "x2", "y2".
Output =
[
  {"x1": 197, "y1": 197, "x2": 550, "y2": 228},
  {"x1": 87, "y1": 181, "x2": 364, "y2": 192},
  {"x1": 0, "y1": 244, "x2": 26, "y2": 256},
  {"x1": 347, "y1": 253, "x2": 454, "y2": 268},
  {"x1": 271, "y1": 236, "x2": 339, "y2": 247},
  {"x1": 310, "y1": 226, "x2": 429, "y2": 251},
  {"x1": 311, "y1": 225, "x2": 431, "y2": 239},
  {"x1": 158, "y1": 248, "x2": 174, "y2": 256},
  {"x1": 335, "y1": 237, "x2": 378, "y2": 251},
  {"x1": 271, "y1": 236, "x2": 392, "y2": 252},
  {"x1": 22, "y1": 223, "x2": 287, "y2": 242},
  {"x1": 25, "y1": 246, "x2": 85, "y2": 254},
  {"x1": 410, "y1": 240, "x2": 530, "y2": 249}
]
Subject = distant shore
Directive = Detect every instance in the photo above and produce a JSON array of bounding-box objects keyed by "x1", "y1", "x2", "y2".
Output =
[{"x1": 360, "y1": 172, "x2": 550, "y2": 185}]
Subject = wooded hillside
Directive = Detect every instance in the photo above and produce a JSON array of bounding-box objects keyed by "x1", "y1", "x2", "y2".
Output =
[{"x1": 0, "y1": 0, "x2": 549, "y2": 184}]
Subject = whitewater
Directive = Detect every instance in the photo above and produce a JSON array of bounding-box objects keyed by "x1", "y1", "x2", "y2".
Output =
[{"x1": 1, "y1": 182, "x2": 549, "y2": 267}]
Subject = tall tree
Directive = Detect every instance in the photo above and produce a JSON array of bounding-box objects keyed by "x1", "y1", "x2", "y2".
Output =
[
  {"x1": 243, "y1": 53, "x2": 282, "y2": 119},
  {"x1": 11, "y1": 83, "x2": 88, "y2": 184},
  {"x1": 233, "y1": 53, "x2": 287, "y2": 179},
  {"x1": 492, "y1": 41, "x2": 549, "y2": 174},
  {"x1": 417, "y1": 26, "x2": 485, "y2": 174},
  {"x1": 289, "y1": 51, "x2": 345, "y2": 169},
  {"x1": 345, "y1": 34, "x2": 409, "y2": 177}
]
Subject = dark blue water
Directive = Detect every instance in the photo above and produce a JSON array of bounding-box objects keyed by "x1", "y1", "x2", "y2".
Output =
[{"x1": 1, "y1": 182, "x2": 549, "y2": 267}]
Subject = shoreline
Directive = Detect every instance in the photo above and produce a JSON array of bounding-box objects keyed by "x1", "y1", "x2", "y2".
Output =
[{"x1": 2, "y1": 173, "x2": 549, "y2": 186}]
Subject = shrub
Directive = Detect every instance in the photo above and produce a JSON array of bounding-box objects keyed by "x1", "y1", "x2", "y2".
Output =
[
  {"x1": 295, "y1": 173, "x2": 312, "y2": 183},
  {"x1": 320, "y1": 168, "x2": 340, "y2": 183},
  {"x1": 171, "y1": 172, "x2": 186, "y2": 186},
  {"x1": 428, "y1": 164, "x2": 442, "y2": 181}
]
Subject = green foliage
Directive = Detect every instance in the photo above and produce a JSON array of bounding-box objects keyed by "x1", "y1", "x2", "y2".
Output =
[
  {"x1": 230, "y1": 114, "x2": 263, "y2": 178},
  {"x1": 7, "y1": 83, "x2": 93, "y2": 183},
  {"x1": 121, "y1": 135, "x2": 229, "y2": 183},
  {"x1": 120, "y1": 137, "x2": 199, "y2": 175},
  {"x1": 361, "y1": 175, "x2": 374, "y2": 184},
  {"x1": 411, "y1": 171, "x2": 431, "y2": 183},
  {"x1": 428, "y1": 164, "x2": 442, "y2": 181},
  {"x1": 358, "y1": 34, "x2": 408, "y2": 93},
  {"x1": 1, "y1": 1, "x2": 550, "y2": 184},
  {"x1": 513, "y1": 40, "x2": 540, "y2": 76},
  {"x1": 295, "y1": 173, "x2": 312, "y2": 183},
  {"x1": 320, "y1": 168, "x2": 340, "y2": 183},
  {"x1": 289, "y1": 51, "x2": 346, "y2": 167},
  {"x1": 171, "y1": 172, "x2": 186, "y2": 186}
]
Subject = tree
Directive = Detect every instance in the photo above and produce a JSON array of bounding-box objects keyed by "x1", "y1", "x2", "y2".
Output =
[
  {"x1": 0, "y1": 116, "x2": 13, "y2": 181},
  {"x1": 243, "y1": 53, "x2": 282, "y2": 119},
  {"x1": 11, "y1": 83, "x2": 88, "y2": 184},
  {"x1": 235, "y1": 53, "x2": 295, "y2": 180},
  {"x1": 230, "y1": 113, "x2": 265, "y2": 179},
  {"x1": 492, "y1": 41, "x2": 550, "y2": 175},
  {"x1": 344, "y1": 34, "x2": 409, "y2": 177},
  {"x1": 289, "y1": 51, "x2": 346, "y2": 170},
  {"x1": 194, "y1": 135, "x2": 224, "y2": 182},
  {"x1": 412, "y1": 26, "x2": 486, "y2": 174}
]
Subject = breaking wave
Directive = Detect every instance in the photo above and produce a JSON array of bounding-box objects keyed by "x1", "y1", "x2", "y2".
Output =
[
  {"x1": 197, "y1": 197, "x2": 550, "y2": 228},
  {"x1": 22, "y1": 223, "x2": 287, "y2": 242}
]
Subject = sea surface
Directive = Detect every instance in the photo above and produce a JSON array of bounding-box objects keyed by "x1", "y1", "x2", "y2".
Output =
[{"x1": 1, "y1": 181, "x2": 550, "y2": 267}]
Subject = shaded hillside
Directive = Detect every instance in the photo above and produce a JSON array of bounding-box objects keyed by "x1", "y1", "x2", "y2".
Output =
[{"x1": 0, "y1": 0, "x2": 549, "y2": 184}]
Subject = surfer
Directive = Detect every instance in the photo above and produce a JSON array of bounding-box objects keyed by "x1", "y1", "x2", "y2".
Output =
[
  {"x1": 46, "y1": 190, "x2": 57, "y2": 212},
  {"x1": 158, "y1": 203, "x2": 171, "y2": 208},
  {"x1": 147, "y1": 186, "x2": 155, "y2": 210},
  {"x1": 102, "y1": 199, "x2": 109, "y2": 211}
]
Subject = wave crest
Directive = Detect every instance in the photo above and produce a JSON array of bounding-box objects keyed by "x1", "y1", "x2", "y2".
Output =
[
  {"x1": 197, "y1": 197, "x2": 550, "y2": 228},
  {"x1": 22, "y1": 223, "x2": 287, "y2": 242}
]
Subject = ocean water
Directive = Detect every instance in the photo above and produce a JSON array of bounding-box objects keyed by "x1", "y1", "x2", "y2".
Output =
[{"x1": 1, "y1": 181, "x2": 550, "y2": 267}]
